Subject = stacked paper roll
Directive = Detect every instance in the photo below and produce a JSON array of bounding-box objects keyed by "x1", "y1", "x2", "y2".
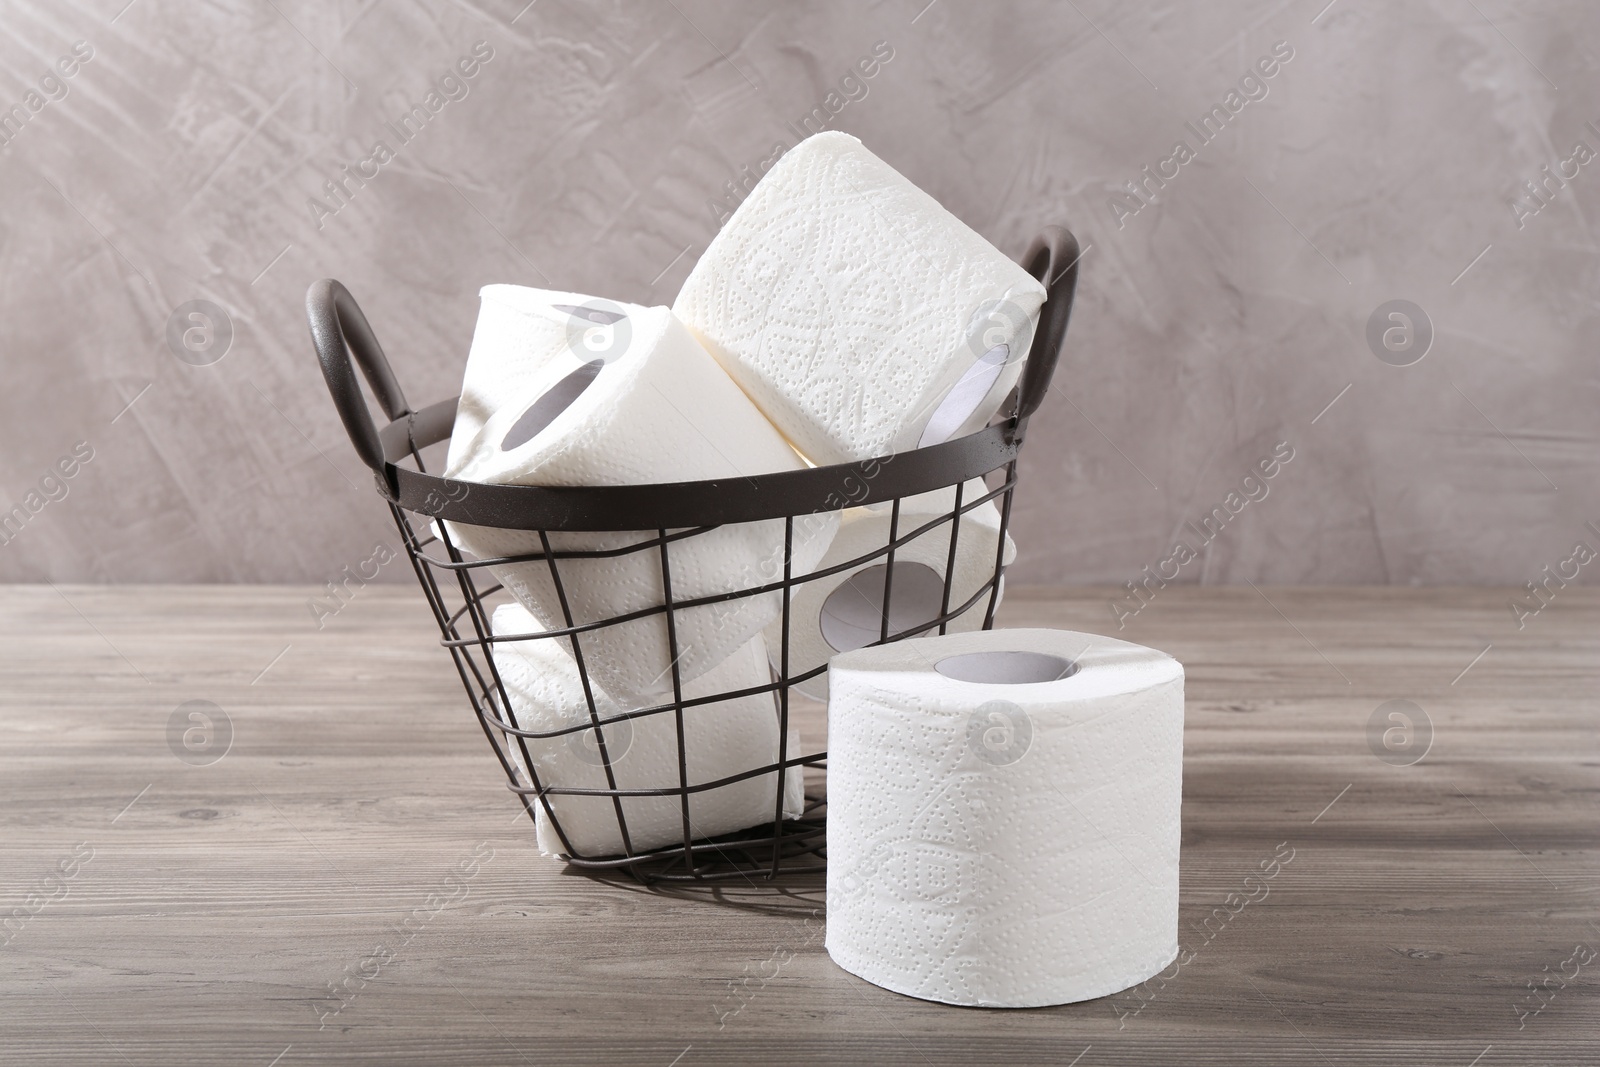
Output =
[
  {"x1": 675, "y1": 131, "x2": 1047, "y2": 465},
  {"x1": 491, "y1": 604, "x2": 804, "y2": 858},
  {"x1": 766, "y1": 479, "x2": 1016, "y2": 699},
  {"x1": 443, "y1": 288, "x2": 837, "y2": 702},
  {"x1": 825, "y1": 628, "x2": 1184, "y2": 1007}
]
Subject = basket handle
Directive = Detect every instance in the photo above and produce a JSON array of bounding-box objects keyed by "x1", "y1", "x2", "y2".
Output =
[
  {"x1": 305, "y1": 279, "x2": 412, "y2": 477},
  {"x1": 1014, "y1": 226, "x2": 1080, "y2": 422}
]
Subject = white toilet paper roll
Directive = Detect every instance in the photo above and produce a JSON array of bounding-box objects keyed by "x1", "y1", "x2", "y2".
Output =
[
  {"x1": 443, "y1": 292, "x2": 837, "y2": 702},
  {"x1": 491, "y1": 604, "x2": 805, "y2": 858},
  {"x1": 765, "y1": 479, "x2": 1016, "y2": 700},
  {"x1": 444, "y1": 285, "x2": 617, "y2": 474},
  {"x1": 674, "y1": 131, "x2": 1048, "y2": 465},
  {"x1": 825, "y1": 627, "x2": 1184, "y2": 1008}
]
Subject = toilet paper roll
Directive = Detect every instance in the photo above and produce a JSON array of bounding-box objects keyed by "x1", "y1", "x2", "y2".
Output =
[
  {"x1": 491, "y1": 604, "x2": 805, "y2": 858},
  {"x1": 765, "y1": 479, "x2": 1016, "y2": 700},
  {"x1": 825, "y1": 627, "x2": 1184, "y2": 1008},
  {"x1": 674, "y1": 131, "x2": 1048, "y2": 466},
  {"x1": 443, "y1": 292, "x2": 837, "y2": 702},
  {"x1": 444, "y1": 285, "x2": 614, "y2": 475}
]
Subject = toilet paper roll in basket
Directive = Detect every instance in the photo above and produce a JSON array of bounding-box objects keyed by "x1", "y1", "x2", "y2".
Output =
[
  {"x1": 675, "y1": 131, "x2": 1048, "y2": 465},
  {"x1": 825, "y1": 627, "x2": 1184, "y2": 1008},
  {"x1": 443, "y1": 289, "x2": 838, "y2": 702},
  {"x1": 491, "y1": 603, "x2": 805, "y2": 858},
  {"x1": 766, "y1": 479, "x2": 1016, "y2": 700},
  {"x1": 446, "y1": 285, "x2": 607, "y2": 459}
]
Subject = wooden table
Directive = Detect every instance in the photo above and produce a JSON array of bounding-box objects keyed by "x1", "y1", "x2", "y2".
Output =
[{"x1": 1, "y1": 585, "x2": 1594, "y2": 1065}]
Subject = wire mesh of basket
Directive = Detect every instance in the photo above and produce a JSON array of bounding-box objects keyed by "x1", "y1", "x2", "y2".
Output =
[{"x1": 305, "y1": 227, "x2": 1080, "y2": 882}]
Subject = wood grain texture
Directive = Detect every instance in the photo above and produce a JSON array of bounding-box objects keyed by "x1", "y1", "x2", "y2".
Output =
[{"x1": 0, "y1": 584, "x2": 1595, "y2": 1066}]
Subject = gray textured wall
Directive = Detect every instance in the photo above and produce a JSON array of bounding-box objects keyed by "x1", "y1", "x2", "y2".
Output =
[{"x1": 0, "y1": 0, "x2": 1595, "y2": 587}]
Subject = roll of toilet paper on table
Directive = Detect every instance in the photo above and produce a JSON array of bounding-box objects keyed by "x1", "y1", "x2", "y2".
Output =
[
  {"x1": 674, "y1": 131, "x2": 1048, "y2": 466},
  {"x1": 491, "y1": 604, "x2": 805, "y2": 858},
  {"x1": 766, "y1": 479, "x2": 1016, "y2": 700},
  {"x1": 443, "y1": 290, "x2": 837, "y2": 702},
  {"x1": 825, "y1": 627, "x2": 1184, "y2": 1008}
]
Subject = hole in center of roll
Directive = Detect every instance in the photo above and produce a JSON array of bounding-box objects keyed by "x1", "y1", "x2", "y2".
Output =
[
  {"x1": 500, "y1": 360, "x2": 603, "y2": 451},
  {"x1": 549, "y1": 304, "x2": 626, "y2": 327},
  {"x1": 819, "y1": 562, "x2": 946, "y2": 653},
  {"x1": 917, "y1": 344, "x2": 1010, "y2": 448},
  {"x1": 934, "y1": 650, "x2": 1076, "y2": 684}
]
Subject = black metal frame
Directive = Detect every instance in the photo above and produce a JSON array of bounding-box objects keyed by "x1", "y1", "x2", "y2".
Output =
[{"x1": 305, "y1": 226, "x2": 1080, "y2": 882}]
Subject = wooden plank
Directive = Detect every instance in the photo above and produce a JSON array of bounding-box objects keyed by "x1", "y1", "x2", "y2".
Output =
[{"x1": 0, "y1": 585, "x2": 1594, "y2": 1066}]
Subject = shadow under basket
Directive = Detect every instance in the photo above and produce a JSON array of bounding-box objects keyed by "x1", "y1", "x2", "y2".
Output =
[{"x1": 305, "y1": 227, "x2": 1081, "y2": 883}]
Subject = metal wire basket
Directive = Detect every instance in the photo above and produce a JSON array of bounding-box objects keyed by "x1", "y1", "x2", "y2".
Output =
[{"x1": 305, "y1": 226, "x2": 1079, "y2": 882}]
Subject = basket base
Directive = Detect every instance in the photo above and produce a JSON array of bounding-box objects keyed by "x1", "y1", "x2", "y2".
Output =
[{"x1": 544, "y1": 799, "x2": 828, "y2": 884}]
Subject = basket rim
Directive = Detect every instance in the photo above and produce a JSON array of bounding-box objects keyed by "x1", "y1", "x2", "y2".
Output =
[{"x1": 378, "y1": 397, "x2": 1027, "y2": 531}]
